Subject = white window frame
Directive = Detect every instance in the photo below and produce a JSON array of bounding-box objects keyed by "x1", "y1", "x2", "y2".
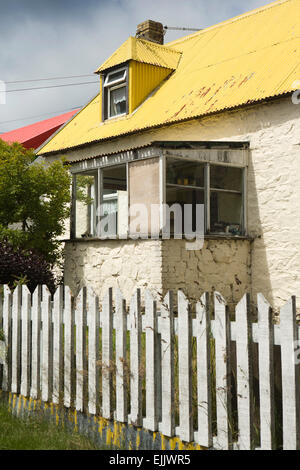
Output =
[{"x1": 104, "y1": 67, "x2": 127, "y2": 119}]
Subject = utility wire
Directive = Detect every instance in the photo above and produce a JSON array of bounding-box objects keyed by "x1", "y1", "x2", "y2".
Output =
[
  {"x1": 6, "y1": 80, "x2": 99, "y2": 93},
  {"x1": 0, "y1": 105, "x2": 82, "y2": 126},
  {"x1": 5, "y1": 74, "x2": 94, "y2": 84}
]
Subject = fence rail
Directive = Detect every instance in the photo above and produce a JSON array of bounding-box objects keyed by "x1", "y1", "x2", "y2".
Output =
[{"x1": 0, "y1": 284, "x2": 299, "y2": 450}]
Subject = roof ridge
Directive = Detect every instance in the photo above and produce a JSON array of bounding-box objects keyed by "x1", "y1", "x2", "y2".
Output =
[{"x1": 166, "y1": 0, "x2": 292, "y2": 47}]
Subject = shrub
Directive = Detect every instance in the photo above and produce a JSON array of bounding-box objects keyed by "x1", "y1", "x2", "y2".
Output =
[{"x1": 0, "y1": 240, "x2": 56, "y2": 293}]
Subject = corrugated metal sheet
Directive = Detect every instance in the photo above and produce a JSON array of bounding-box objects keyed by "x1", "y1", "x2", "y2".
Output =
[
  {"x1": 96, "y1": 36, "x2": 181, "y2": 73},
  {"x1": 38, "y1": 0, "x2": 300, "y2": 156},
  {"x1": 129, "y1": 61, "x2": 172, "y2": 113}
]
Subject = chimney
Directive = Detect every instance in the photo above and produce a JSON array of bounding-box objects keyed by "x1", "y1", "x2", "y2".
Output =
[{"x1": 136, "y1": 20, "x2": 164, "y2": 45}]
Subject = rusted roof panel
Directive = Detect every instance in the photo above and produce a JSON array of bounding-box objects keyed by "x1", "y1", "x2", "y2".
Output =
[{"x1": 38, "y1": 0, "x2": 300, "y2": 156}]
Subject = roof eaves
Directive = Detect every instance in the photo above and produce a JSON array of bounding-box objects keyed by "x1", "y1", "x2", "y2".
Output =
[{"x1": 39, "y1": 91, "x2": 292, "y2": 158}]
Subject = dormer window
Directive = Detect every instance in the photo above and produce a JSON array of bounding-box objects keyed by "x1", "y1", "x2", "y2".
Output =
[{"x1": 103, "y1": 67, "x2": 128, "y2": 120}]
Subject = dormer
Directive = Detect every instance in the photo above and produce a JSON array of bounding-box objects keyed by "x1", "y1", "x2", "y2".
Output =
[{"x1": 95, "y1": 21, "x2": 181, "y2": 122}]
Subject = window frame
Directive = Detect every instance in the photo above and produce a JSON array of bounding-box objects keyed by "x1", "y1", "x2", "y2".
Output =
[
  {"x1": 102, "y1": 66, "x2": 128, "y2": 120},
  {"x1": 163, "y1": 155, "x2": 247, "y2": 237}
]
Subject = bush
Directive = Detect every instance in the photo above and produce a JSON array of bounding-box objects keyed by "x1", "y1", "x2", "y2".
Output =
[{"x1": 0, "y1": 241, "x2": 56, "y2": 293}]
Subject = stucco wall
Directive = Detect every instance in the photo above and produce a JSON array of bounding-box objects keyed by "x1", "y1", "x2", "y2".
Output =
[
  {"x1": 63, "y1": 238, "x2": 250, "y2": 308},
  {"x1": 162, "y1": 239, "x2": 251, "y2": 310},
  {"x1": 59, "y1": 96, "x2": 300, "y2": 309},
  {"x1": 64, "y1": 239, "x2": 163, "y2": 302}
]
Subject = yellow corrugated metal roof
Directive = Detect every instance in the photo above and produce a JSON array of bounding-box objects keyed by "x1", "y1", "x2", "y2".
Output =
[
  {"x1": 96, "y1": 36, "x2": 182, "y2": 72},
  {"x1": 38, "y1": 0, "x2": 300, "y2": 156}
]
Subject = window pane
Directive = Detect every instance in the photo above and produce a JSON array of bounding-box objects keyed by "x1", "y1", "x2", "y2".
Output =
[
  {"x1": 166, "y1": 158, "x2": 205, "y2": 187},
  {"x1": 101, "y1": 165, "x2": 127, "y2": 238},
  {"x1": 105, "y1": 69, "x2": 126, "y2": 85},
  {"x1": 210, "y1": 165, "x2": 242, "y2": 191},
  {"x1": 110, "y1": 86, "x2": 126, "y2": 117},
  {"x1": 210, "y1": 191, "x2": 243, "y2": 235},
  {"x1": 74, "y1": 172, "x2": 97, "y2": 238},
  {"x1": 166, "y1": 187, "x2": 204, "y2": 236}
]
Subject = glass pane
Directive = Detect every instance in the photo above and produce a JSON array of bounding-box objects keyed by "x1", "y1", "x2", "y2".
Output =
[
  {"x1": 75, "y1": 172, "x2": 97, "y2": 238},
  {"x1": 166, "y1": 187, "x2": 204, "y2": 236},
  {"x1": 101, "y1": 165, "x2": 127, "y2": 238},
  {"x1": 210, "y1": 191, "x2": 243, "y2": 235},
  {"x1": 210, "y1": 165, "x2": 242, "y2": 191},
  {"x1": 166, "y1": 158, "x2": 205, "y2": 187},
  {"x1": 105, "y1": 69, "x2": 126, "y2": 85},
  {"x1": 110, "y1": 86, "x2": 126, "y2": 117}
]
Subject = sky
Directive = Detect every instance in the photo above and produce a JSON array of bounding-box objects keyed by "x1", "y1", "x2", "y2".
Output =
[{"x1": 0, "y1": 0, "x2": 268, "y2": 133}]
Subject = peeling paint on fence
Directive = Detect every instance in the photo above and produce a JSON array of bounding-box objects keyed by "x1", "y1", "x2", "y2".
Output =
[{"x1": 0, "y1": 392, "x2": 204, "y2": 451}]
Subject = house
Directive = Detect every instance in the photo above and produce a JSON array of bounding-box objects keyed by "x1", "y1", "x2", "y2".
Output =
[
  {"x1": 0, "y1": 109, "x2": 79, "y2": 149},
  {"x1": 37, "y1": 0, "x2": 300, "y2": 310}
]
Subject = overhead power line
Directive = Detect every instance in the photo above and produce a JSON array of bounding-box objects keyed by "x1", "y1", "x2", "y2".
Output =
[
  {"x1": 0, "y1": 105, "x2": 82, "y2": 126},
  {"x1": 6, "y1": 80, "x2": 99, "y2": 93},
  {"x1": 5, "y1": 74, "x2": 94, "y2": 84}
]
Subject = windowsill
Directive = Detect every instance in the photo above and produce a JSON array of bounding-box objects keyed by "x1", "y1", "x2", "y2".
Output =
[{"x1": 62, "y1": 234, "x2": 252, "y2": 243}]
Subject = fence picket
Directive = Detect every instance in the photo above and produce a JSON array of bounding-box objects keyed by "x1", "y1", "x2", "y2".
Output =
[
  {"x1": 20, "y1": 286, "x2": 31, "y2": 397},
  {"x1": 128, "y1": 289, "x2": 142, "y2": 427},
  {"x1": 75, "y1": 287, "x2": 87, "y2": 413},
  {"x1": 235, "y1": 294, "x2": 253, "y2": 450},
  {"x1": 64, "y1": 286, "x2": 74, "y2": 408},
  {"x1": 257, "y1": 294, "x2": 275, "y2": 450},
  {"x1": 280, "y1": 297, "x2": 300, "y2": 450},
  {"x1": 53, "y1": 286, "x2": 64, "y2": 404},
  {"x1": 195, "y1": 292, "x2": 212, "y2": 448},
  {"x1": 87, "y1": 287, "x2": 100, "y2": 415},
  {"x1": 158, "y1": 292, "x2": 175, "y2": 437},
  {"x1": 214, "y1": 292, "x2": 232, "y2": 450},
  {"x1": 102, "y1": 288, "x2": 113, "y2": 419},
  {"x1": 143, "y1": 290, "x2": 158, "y2": 432},
  {"x1": 30, "y1": 286, "x2": 41, "y2": 399},
  {"x1": 115, "y1": 288, "x2": 128, "y2": 423},
  {"x1": 176, "y1": 291, "x2": 193, "y2": 443},
  {"x1": 2, "y1": 285, "x2": 12, "y2": 391},
  {"x1": 41, "y1": 286, "x2": 53, "y2": 403},
  {"x1": 11, "y1": 285, "x2": 21, "y2": 394}
]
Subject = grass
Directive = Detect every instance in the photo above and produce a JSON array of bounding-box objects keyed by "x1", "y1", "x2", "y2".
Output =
[{"x1": 0, "y1": 404, "x2": 99, "y2": 450}]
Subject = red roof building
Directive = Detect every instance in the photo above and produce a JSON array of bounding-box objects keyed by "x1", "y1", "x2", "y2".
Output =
[{"x1": 0, "y1": 109, "x2": 79, "y2": 150}]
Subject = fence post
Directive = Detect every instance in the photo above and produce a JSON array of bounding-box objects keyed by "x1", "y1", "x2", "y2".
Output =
[
  {"x1": 143, "y1": 290, "x2": 158, "y2": 432},
  {"x1": 115, "y1": 288, "x2": 128, "y2": 423},
  {"x1": 20, "y1": 286, "x2": 31, "y2": 398},
  {"x1": 128, "y1": 289, "x2": 143, "y2": 427},
  {"x1": 257, "y1": 293, "x2": 275, "y2": 450},
  {"x1": 41, "y1": 286, "x2": 53, "y2": 403},
  {"x1": 64, "y1": 286, "x2": 74, "y2": 408},
  {"x1": 87, "y1": 287, "x2": 100, "y2": 415},
  {"x1": 158, "y1": 291, "x2": 175, "y2": 437},
  {"x1": 102, "y1": 288, "x2": 113, "y2": 420},
  {"x1": 75, "y1": 287, "x2": 87, "y2": 413},
  {"x1": 195, "y1": 292, "x2": 212, "y2": 448},
  {"x1": 30, "y1": 286, "x2": 41, "y2": 399},
  {"x1": 176, "y1": 290, "x2": 193, "y2": 443},
  {"x1": 2, "y1": 286, "x2": 12, "y2": 391},
  {"x1": 280, "y1": 296, "x2": 300, "y2": 450},
  {"x1": 214, "y1": 292, "x2": 232, "y2": 450},
  {"x1": 235, "y1": 293, "x2": 253, "y2": 450},
  {"x1": 11, "y1": 285, "x2": 21, "y2": 394},
  {"x1": 53, "y1": 286, "x2": 64, "y2": 404}
]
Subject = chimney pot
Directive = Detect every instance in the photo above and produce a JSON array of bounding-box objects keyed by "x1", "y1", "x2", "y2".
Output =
[{"x1": 136, "y1": 20, "x2": 164, "y2": 45}]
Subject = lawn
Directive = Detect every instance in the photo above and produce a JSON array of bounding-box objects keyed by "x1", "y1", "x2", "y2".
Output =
[{"x1": 0, "y1": 404, "x2": 98, "y2": 450}]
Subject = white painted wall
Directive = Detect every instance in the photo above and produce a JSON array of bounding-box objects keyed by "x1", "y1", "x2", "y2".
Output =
[{"x1": 53, "y1": 96, "x2": 300, "y2": 309}]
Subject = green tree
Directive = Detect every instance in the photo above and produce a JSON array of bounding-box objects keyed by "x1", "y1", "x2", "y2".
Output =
[{"x1": 0, "y1": 139, "x2": 71, "y2": 264}]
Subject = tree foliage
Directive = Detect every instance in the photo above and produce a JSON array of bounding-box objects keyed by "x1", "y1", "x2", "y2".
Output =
[{"x1": 0, "y1": 139, "x2": 71, "y2": 264}]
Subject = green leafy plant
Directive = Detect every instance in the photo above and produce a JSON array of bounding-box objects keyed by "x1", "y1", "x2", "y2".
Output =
[{"x1": 0, "y1": 139, "x2": 71, "y2": 264}]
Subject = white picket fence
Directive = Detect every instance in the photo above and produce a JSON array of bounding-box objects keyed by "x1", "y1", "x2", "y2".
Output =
[{"x1": 0, "y1": 284, "x2": 300, "y2": 450}]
